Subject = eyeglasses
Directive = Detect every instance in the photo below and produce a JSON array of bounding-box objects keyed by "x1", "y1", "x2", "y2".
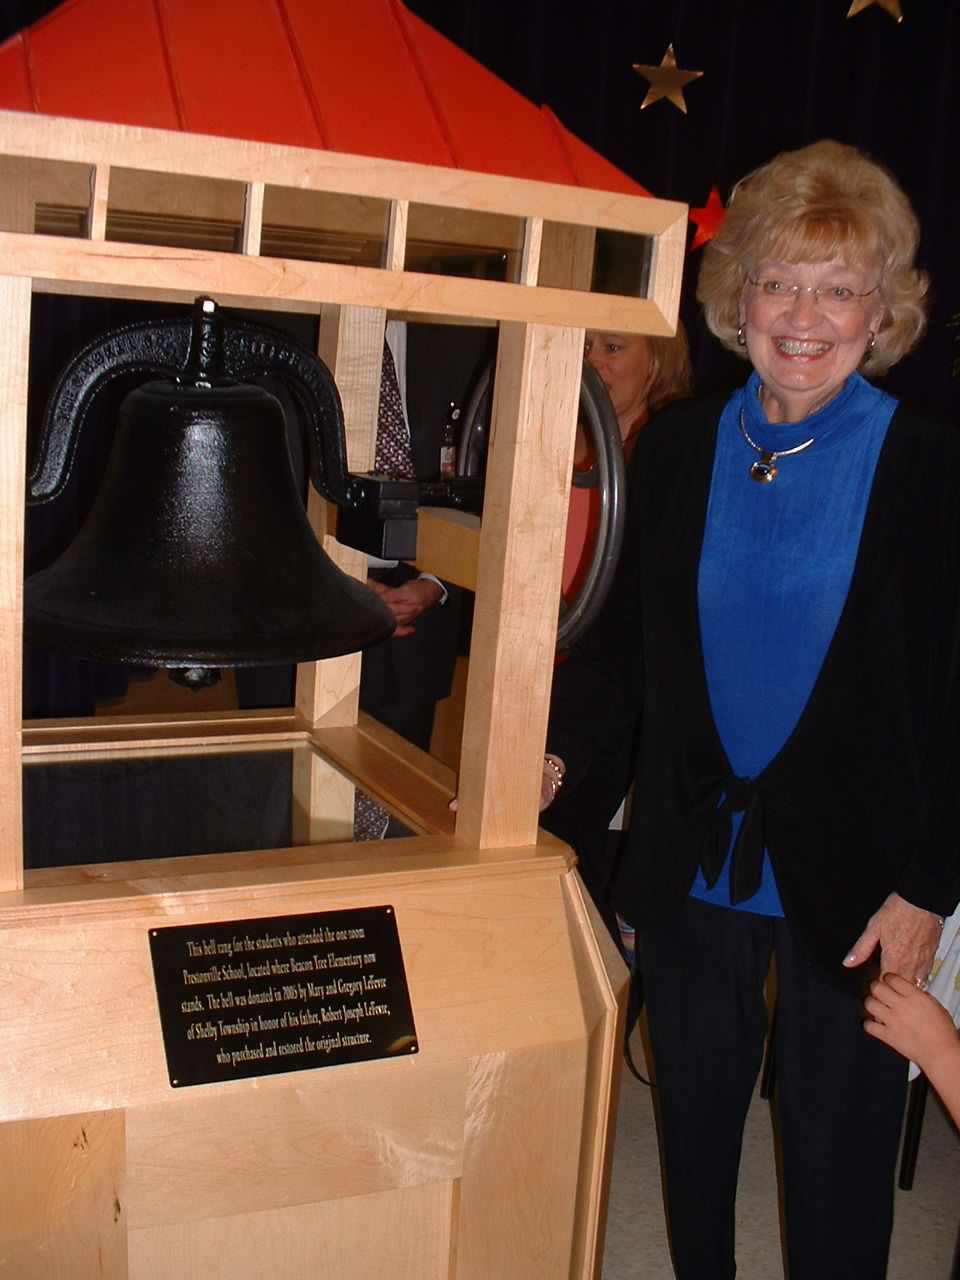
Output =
[{"x1": 746, "y1": 276, "x2": 880, "y2": 312}]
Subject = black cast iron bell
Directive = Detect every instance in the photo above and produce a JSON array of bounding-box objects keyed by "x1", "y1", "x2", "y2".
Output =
[{"x1": 25, "y1": 297, "x2": 398, "y2": 680}]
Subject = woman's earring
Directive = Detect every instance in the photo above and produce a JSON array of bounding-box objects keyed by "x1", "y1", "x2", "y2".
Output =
[
  {"x1": 866, "y1": 331, "x2": 877, "y2": 353},
  {"x1": 736, "y1": 324, "x2": 746, "y2": 347}
]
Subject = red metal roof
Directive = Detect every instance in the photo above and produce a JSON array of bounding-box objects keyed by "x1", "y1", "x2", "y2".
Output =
[{"x1": 0, "y1": 0, "x2": 648, "y2": 195}]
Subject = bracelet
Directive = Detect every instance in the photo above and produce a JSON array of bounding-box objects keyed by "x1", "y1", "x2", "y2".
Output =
[{"x1": 543, "y1": 754, "x2": 566, "y2": 801}]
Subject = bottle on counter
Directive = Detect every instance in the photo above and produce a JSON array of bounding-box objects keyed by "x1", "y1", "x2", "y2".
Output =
[{"x1": 439, "y1": 401, "x2": 461, "y2": 480}]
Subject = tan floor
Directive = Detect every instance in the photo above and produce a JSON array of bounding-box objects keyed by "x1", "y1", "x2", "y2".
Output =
[{"x1": 602, "y1": 1026, "x2": 960, "y2": 1279}]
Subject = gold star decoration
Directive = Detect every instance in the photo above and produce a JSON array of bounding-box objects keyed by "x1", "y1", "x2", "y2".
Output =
[
  {"x1": 846, "y1": 0, "x2": 903, "y2": 22},
  {"x1": 632, "y1": 44, "x2": 703, "y2": 115}
]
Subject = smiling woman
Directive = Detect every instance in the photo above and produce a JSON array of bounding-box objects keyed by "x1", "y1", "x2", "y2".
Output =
[
  {"x1": 739, "y1": 258, "x2": 883, "y2": 422},
  {"x1": 700, "y1": 138, "x2": 928, "y2": 380},
  {"x1": 544, "y1": 139, "x2": 960, "y2": 1280}
]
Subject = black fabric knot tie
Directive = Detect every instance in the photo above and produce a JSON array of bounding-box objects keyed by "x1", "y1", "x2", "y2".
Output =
[{"x1": 694, "y1": 773, "x2": 766, "y2": 905}]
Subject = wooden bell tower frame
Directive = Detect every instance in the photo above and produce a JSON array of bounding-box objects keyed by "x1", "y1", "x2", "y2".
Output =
[{"x1": 0, "y1": 110, "x2": 685, "y2": 1279}]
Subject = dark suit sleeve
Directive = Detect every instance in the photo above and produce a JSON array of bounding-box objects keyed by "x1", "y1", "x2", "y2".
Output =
[{"x1": 546, "y1": 437, "x2": 648, "y2": 785}]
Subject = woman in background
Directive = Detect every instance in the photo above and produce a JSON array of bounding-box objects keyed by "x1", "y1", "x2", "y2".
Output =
[
  {"x1": 542, "y1": 326, "x2": 691, "y2": 947},
  {"x1": 561, "y1": 327, "x2": 692, "y2": 600}
]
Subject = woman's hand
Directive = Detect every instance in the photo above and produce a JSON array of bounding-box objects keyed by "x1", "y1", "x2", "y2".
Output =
[
  {"x1": 540, "y1": 754, "x2": 566, "y2": 812},
  {"x1": 864, "y1": 972, "x2": 958, "y2": 1073},
  {"x1": 843, "y1": 892, "x2": 943, "y2": 985}
]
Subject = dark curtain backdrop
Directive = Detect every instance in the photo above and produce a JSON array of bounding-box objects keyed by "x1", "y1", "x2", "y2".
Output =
[
  {"x1": 3, "y1": 0, "x2": 957, "y2": 417},
  {"x1": 2, "y1": 0, "x2": 955, "y2": 857},
  {"x1": 403, "y1": 0, "x2": 960, "y2": 421}
]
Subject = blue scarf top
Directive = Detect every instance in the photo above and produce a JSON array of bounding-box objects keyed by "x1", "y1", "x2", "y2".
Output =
[{"x1": 690, "y1": 370, "x2": 897, "y2": 915}]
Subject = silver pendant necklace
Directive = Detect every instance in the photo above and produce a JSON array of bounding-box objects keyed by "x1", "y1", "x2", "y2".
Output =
[{"x1": 739, "y1": 411, "x2": 815, "y2": 484}]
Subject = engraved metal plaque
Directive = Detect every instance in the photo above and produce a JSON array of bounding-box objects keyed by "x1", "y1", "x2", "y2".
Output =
[{"x1": 149, "y1": 906, "x2": 417, "y2": 1087}]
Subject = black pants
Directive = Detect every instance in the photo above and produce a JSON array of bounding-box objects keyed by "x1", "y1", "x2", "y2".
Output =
[{"x1": 639, "y1": 897, "x2": 908, "y2": 1280}]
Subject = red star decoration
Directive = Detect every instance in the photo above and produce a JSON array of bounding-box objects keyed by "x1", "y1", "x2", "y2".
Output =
[{"x1": 689, "y1": 186, "x2": 726, "y2": 252}]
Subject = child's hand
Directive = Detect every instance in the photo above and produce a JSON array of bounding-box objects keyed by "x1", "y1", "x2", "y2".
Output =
[{"x1": 864, "y1": 972, "x2": 957, "y2": 1075}]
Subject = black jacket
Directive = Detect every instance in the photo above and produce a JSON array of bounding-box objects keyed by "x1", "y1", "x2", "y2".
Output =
[{"x1": 548, "y1": 392, "x2": 960, "y2": 974}]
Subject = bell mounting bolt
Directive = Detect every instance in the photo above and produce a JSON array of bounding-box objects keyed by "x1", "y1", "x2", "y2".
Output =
[{"x1": 183, "y1": 296, "x2": 228, "y2": 386}]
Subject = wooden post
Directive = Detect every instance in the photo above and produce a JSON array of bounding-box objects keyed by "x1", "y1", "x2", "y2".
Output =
[
  {"x1": 456, "y1": 321, "x2": 583, "y2": 849},
  {"x1": 240, "y1": 181, "x2": 264, "y2": 256},
  {"x1": 294, "y1": 303, "x2": 385, "y2": 732},
  {"x1": 0, "y1": 276, "x2": 30, "y2": 892},
  {"x1": 539, "y1": 223, "x2": 597, "y2": 292},
  {"x1": 87, "y1": 163, "x2": 110, "y2": 240}
]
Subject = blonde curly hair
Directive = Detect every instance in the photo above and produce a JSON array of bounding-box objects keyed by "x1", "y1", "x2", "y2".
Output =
[{"x1": 697, "y1": 140, "x2": 928, "y2": 376}]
